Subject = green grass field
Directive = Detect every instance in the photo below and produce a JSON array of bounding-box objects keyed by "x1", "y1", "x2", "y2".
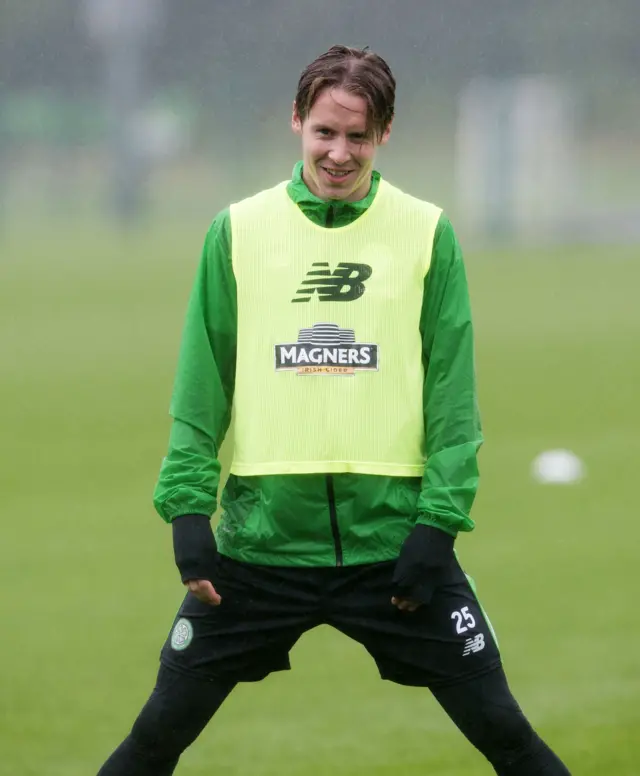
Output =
[{"x1": 1, "y1": 219, "x2": 639, "y2": 775}]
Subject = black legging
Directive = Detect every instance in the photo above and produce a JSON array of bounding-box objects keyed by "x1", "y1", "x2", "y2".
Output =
[
  {"x1": 97, "y1": 664, "x2": 570, "y2": 775},
  {"x1": 97, "y1": 666, "x2": 235, "y2": 776},
  {"x1": 432, "y1": 667, "x2": 571, "y2": 775}
]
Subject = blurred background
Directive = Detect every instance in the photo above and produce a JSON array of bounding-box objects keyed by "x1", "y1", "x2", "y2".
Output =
[
  {"x1": 1, "y1": 2, "x2": 639, "y2": 775},
  {"x1": 1, "y1": 0, "x2": 639, "y2": 237}
]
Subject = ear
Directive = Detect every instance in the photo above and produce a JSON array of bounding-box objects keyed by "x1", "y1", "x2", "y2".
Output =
[
  {"x1": 291, "y1": 101, "x2": 303, "y2": 135},
  {"x1": 378, "y1": 119, "x2": 393, "y2": 146}
]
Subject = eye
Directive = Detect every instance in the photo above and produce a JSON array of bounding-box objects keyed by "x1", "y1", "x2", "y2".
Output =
[{"x1": 317, "y1": 128, "x2": 332, "y2": 136}]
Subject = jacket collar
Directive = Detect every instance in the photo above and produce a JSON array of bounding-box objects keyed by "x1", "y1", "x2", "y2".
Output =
[{"x1": 285, "y1": 160, "x2": 380, "y2": 227}]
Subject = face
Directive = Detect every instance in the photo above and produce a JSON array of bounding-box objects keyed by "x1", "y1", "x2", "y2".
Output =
[{"x1": 291, "y1": 87, "x2": 391, "y2": 202}]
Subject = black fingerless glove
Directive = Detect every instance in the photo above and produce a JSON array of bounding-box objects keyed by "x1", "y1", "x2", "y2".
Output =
[
  {"x1": 172, "y1": 514, "x2": 218, "y2": 583},
  {"x1": 391, "y1": 523, "x2": 455, "y2": 606}
]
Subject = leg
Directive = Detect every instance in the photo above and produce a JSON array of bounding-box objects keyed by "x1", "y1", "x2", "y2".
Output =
[
  {"x1": 327, "y1": 559, "x2": 570, "y2": 773},
  {"x1": 161, "y1": 554, "x2": 320, "y2": 682},
  {"x1": 98, "y1": 555, "x2": 320, "y2": 774},
  {"x1": 431, "y1": 666, "x2": 571, "y2": 775},
  {"x1": 327, "y1": 558, "x2": 503, "y2": 687},
  {"x1": 97, "y1": 665, "x2": 235, "y2": 775}
]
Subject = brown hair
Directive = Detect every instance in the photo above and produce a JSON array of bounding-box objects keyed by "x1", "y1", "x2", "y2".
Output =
[{"x1": 295, "y1": 45, "x2": 396, "y2": 141}]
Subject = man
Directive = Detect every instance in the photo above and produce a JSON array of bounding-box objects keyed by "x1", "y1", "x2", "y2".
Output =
[{"x1": 97, "y1": 45, "x2": 571, "y2": 775}]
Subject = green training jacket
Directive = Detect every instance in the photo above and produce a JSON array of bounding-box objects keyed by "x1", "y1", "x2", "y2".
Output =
[{"x1": 153, "y1": 162, "x2": 483, "y2": 566}]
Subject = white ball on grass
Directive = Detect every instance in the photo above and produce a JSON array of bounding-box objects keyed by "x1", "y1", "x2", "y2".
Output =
[{"x1": 531, "y1": 449, "x2": 585, "y2": 484}]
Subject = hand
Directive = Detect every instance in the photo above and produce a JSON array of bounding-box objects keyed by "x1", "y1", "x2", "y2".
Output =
[
  {"x1": 391, "y1": 523, "x2": 455, "y2": 611},
  {"x1": 391, "y1": 596, "x2": 421, "y2": 612},
  {"x1": 185, "y1": 579, "x2": 222, "y2": 606},
  {"x1": 172, "y1": 513, "x2": 219, "y2": 594}
]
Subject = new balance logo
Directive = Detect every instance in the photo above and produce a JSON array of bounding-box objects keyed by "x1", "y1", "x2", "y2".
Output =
[
  {"x1": 462, "y1": 634, "x2": 485, "y2": 656},
  {"x1": 292, "y1": 262, "x2": 372, "y2": 303}
]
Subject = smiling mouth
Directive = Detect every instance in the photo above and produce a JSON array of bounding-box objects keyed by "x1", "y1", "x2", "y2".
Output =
[{"x1": 322, "y1": 167, "x2": 353, "y2": 181}]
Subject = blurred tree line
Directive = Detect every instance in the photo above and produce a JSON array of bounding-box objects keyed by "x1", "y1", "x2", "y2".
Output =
[
  {"x1": 2, "y1": 0, "x2": 639, "y2": 102},
  {"x1": 1, "y1": 0, "x2": 638, "y2": 218}
]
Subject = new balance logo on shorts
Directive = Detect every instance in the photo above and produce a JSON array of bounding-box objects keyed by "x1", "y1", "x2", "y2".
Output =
[
  {"x1": 292, "y1": 262, "x2": 372, "y2": 303},
  {"x1": 463, "y1": 633, "x2": 486, "y2": 656}
]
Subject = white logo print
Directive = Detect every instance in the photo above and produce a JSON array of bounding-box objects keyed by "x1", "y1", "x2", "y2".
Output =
[
  {"x1": 451, "y1": 606, "x2": 476, "y2": 634},
  {"x1": 275, "y1": 323, "x2": 379, "y2": 376},
  {"x1": 463, "y1": 633, "x2": 485, "y2": 656},
  {"x1": 170, "y1": 618, "x2": 194, "y2": 651}
]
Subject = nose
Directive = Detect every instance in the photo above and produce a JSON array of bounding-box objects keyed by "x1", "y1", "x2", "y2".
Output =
[{"x1": 328, "y1": 136, "x2": 350, "y2": 166}]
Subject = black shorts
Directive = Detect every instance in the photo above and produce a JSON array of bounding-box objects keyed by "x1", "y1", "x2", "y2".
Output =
[{"x1": 160, "y1": 554, "x2": 501, "y2": 689}]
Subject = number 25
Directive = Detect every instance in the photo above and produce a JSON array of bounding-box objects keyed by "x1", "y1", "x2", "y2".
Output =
[{"x1": 451, "y1": 607, "x2": 476, "y2": 634}]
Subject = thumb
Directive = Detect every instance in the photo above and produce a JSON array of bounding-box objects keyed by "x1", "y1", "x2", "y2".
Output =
[{"x1": 186, "y1": 579, "x2": 222, "y2": 606}]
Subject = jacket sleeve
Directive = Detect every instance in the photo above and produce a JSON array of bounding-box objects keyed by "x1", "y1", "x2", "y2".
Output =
[
  {"x1": 153, "y1": 209, "x2": 237, "y2": 522},
  {"x1": 416, "y1": 213, "x2": 483, "y2": 537}
]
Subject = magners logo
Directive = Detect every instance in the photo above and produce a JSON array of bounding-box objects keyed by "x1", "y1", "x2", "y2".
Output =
[{"x1": 275, "y1": 323, "x2": 379, "y2": 376}]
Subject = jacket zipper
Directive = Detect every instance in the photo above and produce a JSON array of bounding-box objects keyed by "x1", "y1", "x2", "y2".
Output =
[
  {"x1": 325, "y1": 475, "x2": 343, "y2": 566},
  {"x1": 326, "y1": 206, "x2": 335, "y2": 228},
  {"x1": 324, "y1": 205, "x2": 340, "y2": 564}
]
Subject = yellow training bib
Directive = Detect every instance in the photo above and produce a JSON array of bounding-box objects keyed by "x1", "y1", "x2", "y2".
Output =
[{"x1": 229, "y1": 178, "x2": 442, "y2": 476}]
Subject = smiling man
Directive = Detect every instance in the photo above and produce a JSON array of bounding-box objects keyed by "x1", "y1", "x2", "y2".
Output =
[
  {"x1": 96, "y1": 46, "x2": 571, "y2": 776},
  {"x1": 292, "y1": 86, "x2": 390, "y2": 201}
]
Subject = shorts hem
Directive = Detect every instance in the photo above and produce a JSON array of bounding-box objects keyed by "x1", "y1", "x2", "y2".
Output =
[
  {"x1": 159, "y1": 655, "x2": 291, "y2": 684},
  {"x1": 379, "y1": 658, "x2": 503, "y2": 689}
]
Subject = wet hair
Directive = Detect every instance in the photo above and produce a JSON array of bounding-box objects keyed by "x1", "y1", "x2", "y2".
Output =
[{"x1": 294, "y1": 45, "x2": 396, "y2": 141}]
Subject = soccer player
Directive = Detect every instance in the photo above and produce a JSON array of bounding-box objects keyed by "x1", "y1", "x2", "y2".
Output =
[{"x1": 97, "y1": 46, "x2": 571, "y2": 775}]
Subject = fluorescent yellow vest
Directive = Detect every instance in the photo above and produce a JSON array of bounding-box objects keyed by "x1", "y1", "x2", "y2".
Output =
[{"x1": 229, "y1": 178, "x2": 442, "y2": 477}]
